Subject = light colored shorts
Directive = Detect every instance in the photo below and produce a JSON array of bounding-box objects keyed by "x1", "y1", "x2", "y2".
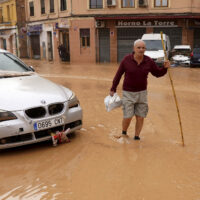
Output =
[{"x1": 122, "y1": 90, "x2": 148, "y2": 118}]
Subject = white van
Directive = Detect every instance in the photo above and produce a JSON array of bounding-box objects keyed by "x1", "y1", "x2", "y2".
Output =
[{"x1": 141, "y1": 33, "x2": 171, "y2": 66}]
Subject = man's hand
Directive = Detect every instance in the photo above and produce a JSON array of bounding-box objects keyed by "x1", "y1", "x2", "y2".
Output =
[
  {"x1": 164, "y1": 60, "x2": 170, "y2": 68},
  {"x1": 110, "y1": 91, "x2": 115, "y2": 96}
]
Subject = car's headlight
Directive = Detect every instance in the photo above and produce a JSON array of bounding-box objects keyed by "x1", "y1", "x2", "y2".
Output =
[
  {"x1": 0, "y1": 110, "x2": 17, "y2": 122},
  {"x1": 156, "y1": 57, "x2": 164, "y2": 62},
  {"x1": 68, "y1": 93, "x2": 79, "y2": 108}
]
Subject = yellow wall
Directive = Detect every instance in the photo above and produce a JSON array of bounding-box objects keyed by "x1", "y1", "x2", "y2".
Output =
[{"x1": 0, "y1": 0, "x2": 17, "y2": 26}]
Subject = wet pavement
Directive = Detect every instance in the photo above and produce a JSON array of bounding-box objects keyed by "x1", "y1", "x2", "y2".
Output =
[{"x1": 0, "y1": 60, "x2": 200, "y2": 200}]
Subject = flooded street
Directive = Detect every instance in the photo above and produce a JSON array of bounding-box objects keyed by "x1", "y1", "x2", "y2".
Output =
[{"x1": 0, "y1": 60, "x2": 200, "y2": 200}]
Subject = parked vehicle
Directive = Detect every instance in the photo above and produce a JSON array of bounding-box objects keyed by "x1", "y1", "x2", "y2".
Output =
[
  {"x1": 0, "y1": 49, "x2": 82, "y2": 149},
  {"x1": 190, "y1": 47, "x2": 200, "y2": 67},
  {"x1": 171, "y1": 45, "x2": 191, "y2": 67},
  {"x1": 141, "y1": 33, "x2": 171, "y2": 66}
]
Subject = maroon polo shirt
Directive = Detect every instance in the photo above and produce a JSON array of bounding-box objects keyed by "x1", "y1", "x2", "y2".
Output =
[{"x1": 111, "y1": 53, "x2": 167, "y2": 92}]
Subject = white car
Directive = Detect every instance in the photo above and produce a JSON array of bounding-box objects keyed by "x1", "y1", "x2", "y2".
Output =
[
  {"x1": 171, "y1": 45, "x2": 191, "y2": 66},
  {"x1": 0, "y1": 49, "x2": 82, "y2": 149},
  {"x1": 141, "y1": 33, "x2": 171, "y2": 66}
]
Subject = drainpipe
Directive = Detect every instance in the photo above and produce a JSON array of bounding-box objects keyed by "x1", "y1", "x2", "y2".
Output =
[
  {"x1": 70, "y1": 0, "x2": 73, "y2": 16},
  {"x1": 191, "y1": 0, "x2": 193, "y2": 12}
]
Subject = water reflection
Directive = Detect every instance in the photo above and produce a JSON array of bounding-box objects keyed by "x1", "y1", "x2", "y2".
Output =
[{"x1": 0, "y1": 183, "x2": 58, "y2": 200}]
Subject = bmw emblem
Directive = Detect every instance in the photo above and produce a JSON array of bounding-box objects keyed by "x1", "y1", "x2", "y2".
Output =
[{"x1": 41, "y1": 100, "x2": 46, "y2": 104}]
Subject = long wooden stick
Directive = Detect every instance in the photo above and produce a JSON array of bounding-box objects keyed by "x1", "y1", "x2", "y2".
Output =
[{"x1": 160, "y1": 31, "x2": 185, "y2": 146}]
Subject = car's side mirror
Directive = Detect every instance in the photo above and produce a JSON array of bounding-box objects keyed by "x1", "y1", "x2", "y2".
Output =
[{"x1": 29, "y1": 66, "x2": 35, "y2": 72}]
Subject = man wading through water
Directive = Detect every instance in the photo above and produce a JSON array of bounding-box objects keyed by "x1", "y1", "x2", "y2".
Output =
[{"x1": 110, "y1": 39, "x2": 170, "y2": 140}]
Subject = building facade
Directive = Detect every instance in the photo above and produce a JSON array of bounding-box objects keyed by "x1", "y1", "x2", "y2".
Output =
[
  {"x1": 0, "y1": 0, "x2": 17, "y2": 55},
  {"x1": 25, "y1": 0, "x2": 200, "y2": 63},
  {"x1": 0, "y1": 0, "x2": 27, "y2": 57}
]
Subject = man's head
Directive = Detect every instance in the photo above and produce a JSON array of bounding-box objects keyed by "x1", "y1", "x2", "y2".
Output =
[{"x1": 133, "y1": 39, "x2": 146, "y2": 57}]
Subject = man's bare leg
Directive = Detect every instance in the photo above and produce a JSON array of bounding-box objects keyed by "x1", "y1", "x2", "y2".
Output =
[
  {"x1": 134, "y1": 115, "x2": 144, "y2": 140},
  {"x1": 114, "y1": 118, "x2": 132, "y2": 138},
  {"x1": 122, "y1": 118, "x2": 132, "y2": 133},
  {"x1": 121, "y1": 118, "x2": 132, "y2": 137}
]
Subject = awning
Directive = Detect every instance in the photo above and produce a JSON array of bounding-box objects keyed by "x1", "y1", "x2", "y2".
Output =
[{"x1": 95, "y1": 15, "x2": 200, "y2": 20}]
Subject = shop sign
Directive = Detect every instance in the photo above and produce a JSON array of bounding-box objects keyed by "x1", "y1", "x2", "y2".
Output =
[
  {"x1": 0, "y1": 31, "x2": 10, "y2": 38},
  {"x1": 27, "y1": 31, "x2": 40, "y2": 36},
  {"x1": 57, "y1": 19, "x2": 70, "y2": 29},
  {"x1": 28, "y1": 24, "x2": 43, "y2": 32},
  {"x1": 116, "y1": 20, "x2": 177, "y2": 27},
  {"x1": 20, "y1": 27, "x2": 27, "y2": 34}
]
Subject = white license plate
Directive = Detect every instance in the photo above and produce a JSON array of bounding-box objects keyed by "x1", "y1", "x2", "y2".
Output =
[{"x1": 34, "y1": 117, "x2": 64, "y2": 131}]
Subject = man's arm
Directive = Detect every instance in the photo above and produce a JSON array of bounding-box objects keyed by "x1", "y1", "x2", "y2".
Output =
[
  {"x1": 150, "y1": 60, "x2": 170, "y2": 77},
  {"x1": 110, "y1": 62, "x2": 125, "y2": 96}
]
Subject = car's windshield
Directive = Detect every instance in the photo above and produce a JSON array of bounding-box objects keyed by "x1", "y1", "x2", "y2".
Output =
[
  {"x1": 173, "y1": 49, "x2": 191, "y2": 56},
  {"x1": 0, "y1": 53, "x2": 30, "y2": 72},
  {"x1": 144, "y1": 40, "x2": 164, "y2": 51},
  {"x1": 174, "y1": 49, "x2": 190, "y2": 53}
]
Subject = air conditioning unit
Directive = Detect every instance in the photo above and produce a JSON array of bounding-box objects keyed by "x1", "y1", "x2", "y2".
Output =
[
  {"x1": 95, "y1": 21, "x2": 105, "y2": 28},
  {"x1": 138, "y1": 0, "x2": 148, "y2": 7},
  {"x1": 107, "y1": 0, "x2": 116, "y2": 7}
]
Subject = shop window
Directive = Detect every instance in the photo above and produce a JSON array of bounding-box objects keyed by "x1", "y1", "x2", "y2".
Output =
[
  {"x1": 89, "y1": 0, "x2": 103, "y2": 9},
  {"x1": 121, "y1": 0, "x2": 134, "y2": 8},
  {"x1": 154, "y1": 0, "x2": 168, "y2": 7},
  {"x1": 41, "y1": 0, "x2": 45, "y2": 14},
  {"x1": 80, "y1": 29, "x2": 90, "y2": 47},
  {"x1": 7, "y1": 5, "x2": 10, "y2": 21},
  {"x1": 60, "y1": 0, "x2": 67, "y2": 11},
  {"x1": 29, "y1": 1, "x2": 34, "y2": 16},
  {"x1": 50, "y1": 0, "x2": 54, "y2": 13}
]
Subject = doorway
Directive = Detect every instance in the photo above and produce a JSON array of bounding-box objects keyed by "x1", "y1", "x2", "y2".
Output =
[
  {"x1": 62, "y1": 30, "x2": 70, "y2": 61},
  {"x1": 30, "y1": 34, "x2": 40, "y2": 59},
  {"x1": 99, "y1": 28, "x2": 110, "y2": 63},
  {"x1": 47, "y1": 31, "x2": 53, "y2": 61}
]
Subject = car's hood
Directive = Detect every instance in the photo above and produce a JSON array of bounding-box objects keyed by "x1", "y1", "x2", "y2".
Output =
[
  {"x1": 144, "y1": 50, "x2": 164, "y2": 59},
  {"x1": 172, "y1": 55, "x2": 190, "y2": 62},
  {"x1": 0, "y1": 74, "x2": 72, "y2": 111}
]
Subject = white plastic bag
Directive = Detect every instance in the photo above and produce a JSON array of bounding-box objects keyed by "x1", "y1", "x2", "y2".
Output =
[{"x1": 104, "y1": 93, "x2": 122, "y2": 112}]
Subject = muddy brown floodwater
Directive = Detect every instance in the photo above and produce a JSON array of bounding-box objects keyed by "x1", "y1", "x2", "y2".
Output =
[{"x1": 0, "y1": 60, "x2": 200, "y2": 200}]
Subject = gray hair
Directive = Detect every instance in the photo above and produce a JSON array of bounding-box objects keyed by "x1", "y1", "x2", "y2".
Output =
[{"x1": 134, "y1": 39, "x2": 145, "y2": 47}]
